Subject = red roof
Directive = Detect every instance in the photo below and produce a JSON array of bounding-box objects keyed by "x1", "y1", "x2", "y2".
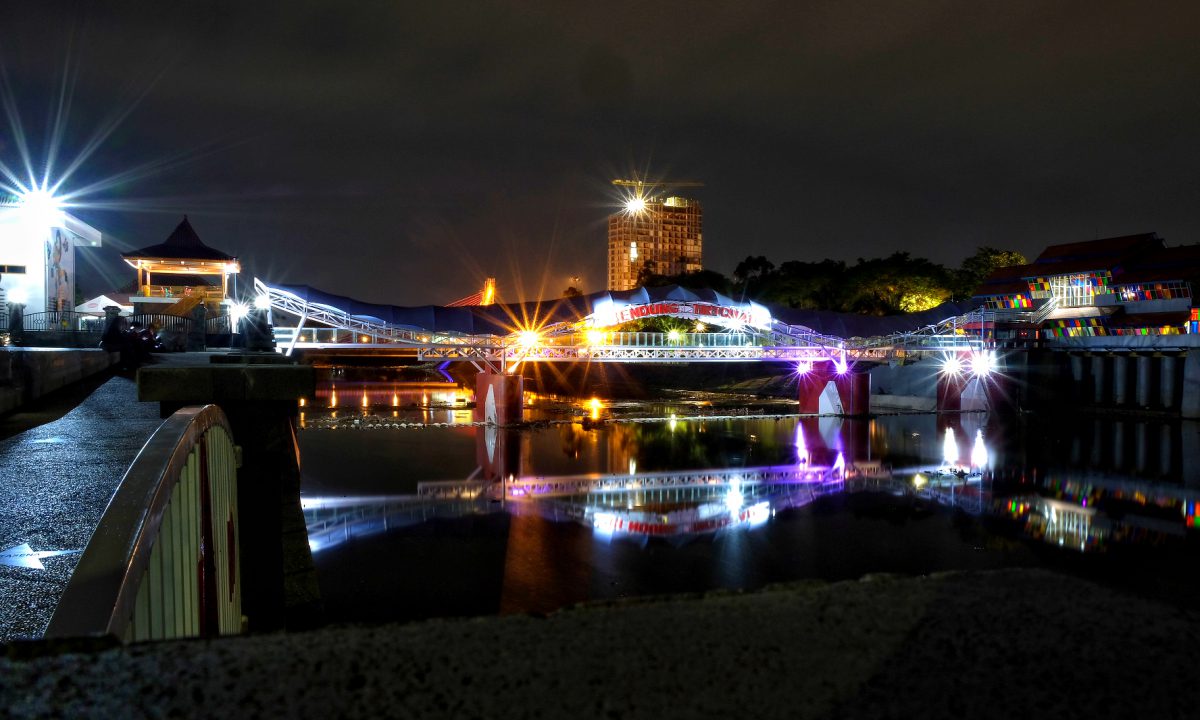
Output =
[{"x1": 1029, "y1": 233, "x2": 1162, "y2": 276}]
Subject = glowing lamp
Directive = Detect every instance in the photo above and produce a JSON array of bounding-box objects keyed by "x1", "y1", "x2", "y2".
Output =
[
  {"x1": 913, "y1": 473, "x2": 927, "y2": 488},
  {"x1": 586, "y1": 329, "x2": 605, "y2": 346},
  {"x1": 253, "y1": 294, "x2": 272, "y2": 310},
  {"x1": 795, "y1": 360, "x2": 812, "y2": 375},
  {"x1": 667, "y1": 329, "x2": 682, "y2": 342},
  {"x1": 970, "y1": 351, "x2": 995, "y2": 377},
  {"x1": 941, "y1": 355, "x2": 964, "y2": 376},
  {"x1": 16, "y1": 188, "x2": 63, "y2": 229},
  {"x1": 834, "y1": 355, "x2": 849, "y2": 375},
  {"x1": 229, "y1": 302, "x2": 250, "y2": 326},
  {"x1": 625, "y1": 196, "x2": 647, "y2": 214},
  {"x1": 517, "y1": 330, "x2": 541, "y2": 348}
]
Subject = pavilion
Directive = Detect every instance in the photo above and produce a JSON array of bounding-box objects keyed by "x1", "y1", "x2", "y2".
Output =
[{"x1": 122, "y1": 217, "x2": 240, "y2": 316}]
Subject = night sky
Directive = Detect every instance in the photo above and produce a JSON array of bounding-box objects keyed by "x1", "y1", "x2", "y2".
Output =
[{"x1": 4, "y1": 1, "x2": 1199, "y2": 305}]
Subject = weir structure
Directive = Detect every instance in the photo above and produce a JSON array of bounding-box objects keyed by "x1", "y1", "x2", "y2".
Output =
[{"x1": 254, "y1": 279, "x2": 1000, "y2": 424}]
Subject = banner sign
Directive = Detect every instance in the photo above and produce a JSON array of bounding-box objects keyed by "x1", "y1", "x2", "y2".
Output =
[{"x1": 593, "y1": 300, "x2": 771, "y2": 330}]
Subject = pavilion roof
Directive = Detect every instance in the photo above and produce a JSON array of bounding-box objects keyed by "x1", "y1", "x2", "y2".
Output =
[{"x1": 122, "y1": 217, "x2": 236, "y2": 262}]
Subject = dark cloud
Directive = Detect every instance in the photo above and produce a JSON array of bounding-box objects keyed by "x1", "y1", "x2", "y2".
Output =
[{"x1": 4, "y1": 0, "x2": 1200, "y2": 304}]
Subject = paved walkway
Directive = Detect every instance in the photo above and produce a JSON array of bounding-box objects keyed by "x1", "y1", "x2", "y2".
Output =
[
  {"x1": 2, "y1": 569, "x2": 1197, "y2": 718},
  {"x1": 0, "y1": 375, "x2": 163, "y2": 641}
]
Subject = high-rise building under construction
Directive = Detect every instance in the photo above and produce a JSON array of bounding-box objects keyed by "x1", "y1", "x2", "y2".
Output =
[{"x1": 606, "y1": 195, "x2": 703, "y2": 291}]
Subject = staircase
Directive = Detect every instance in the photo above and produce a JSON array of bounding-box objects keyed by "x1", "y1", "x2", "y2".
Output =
[{"x1": 163, "y1": 293, "x2": 204, "y2": 316}]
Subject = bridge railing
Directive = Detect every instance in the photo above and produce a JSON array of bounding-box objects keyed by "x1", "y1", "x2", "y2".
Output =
[{"x1": 46, "y1": 404, "x2": 242, "y2": 642}]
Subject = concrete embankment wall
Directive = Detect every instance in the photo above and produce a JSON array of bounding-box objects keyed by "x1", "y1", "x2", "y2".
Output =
[
  {"x1": 0, "y1": 348, "x2": 118, "y2": 415},
  {"x1": 870, "y1": 339, "x2": 1200, "y2": 418},
  {"x1": 869, "y1": 359, "x2": 939, "y2": 412}
]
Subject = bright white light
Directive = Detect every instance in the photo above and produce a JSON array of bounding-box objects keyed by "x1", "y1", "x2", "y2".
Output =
[
  {"x1": 970, "y1": 351, "x2": 993, "y2": 377},
  {"x1": 795, "y1": 360, "x2": 812, "y2": 375},
  {"x1": 941, "y1": 355, "x2": 964, "y2": 376},
  {"x1": 913, "y1": 473, "x2": 927, "y2": 488},
  {"x1": 833, "y1": 452, "x2": 846, "y2": 477},
  {"x1": 943, "y1": 427, "x2": 958, "y2": 467},
  {"x1": 629, "y1": 241, "x2": 638, "y2": 260},
  {"x1": 625, "y1": 196, "x2": 647, "y2": 214},
  {"x1": 586, "y1": 329, "x2": 605, "y2": 346},
  {"x1": 253, "y1": 294, "x2": 272, "y2": 310},
  {"x1": 229, "y1": 302, "x2": 250, "y2": 326},
  {"x1": 667, "y1": 329, "x2": 682, "y2": 342},
  {"x1": 517, "y1": 330, "x2": 540, "y2": 348},
  {"x1": 593, "y1": 512, "x2": 618, "y2": 534},
  {"x1": 746, "y1": 501, "x2": 770, "y2": 526},
  {"x1": 669, "y1": 413, "x2": 678, "y2": 431},
  {"x1": 16, "y1": 188, "x2": 63, "y2": 229},
  {"x1": 971, "y1": 429, "x2": 989, "y2": 469},
  {"x1": 834, "y1": 355, "x2": 849, "y2": 375},
  {"x1": 724, "y1": 483, "x2": 744, "y2": 513},
  {"x1": 5, "y1": 286, "x2": 28, "y2": 305},
  {"x1": 628, "y1": 458, "x2": 637, "y2": 475},
  {"x1": 749, "y1": 302, "x2": 772, "y2": 329},
  {"x1": 794, "y1": 423, "x2": 808, "y2": 464}
]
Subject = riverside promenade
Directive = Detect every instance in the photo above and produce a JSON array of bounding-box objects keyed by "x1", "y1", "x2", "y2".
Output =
[{"x1": 0, "y1": 373, "x2": 163, "y2": 641}]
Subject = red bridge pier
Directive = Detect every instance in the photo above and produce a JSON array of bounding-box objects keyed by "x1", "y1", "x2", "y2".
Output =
[
  {"x1": 797, "y1": 364, "x2": 871, "y2": 416},
  {"x1": 474, "y1": 370, "x2": 524, "y2": 425}
]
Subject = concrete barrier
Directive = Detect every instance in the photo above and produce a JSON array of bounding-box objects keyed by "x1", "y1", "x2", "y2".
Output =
[{"x1": 0, "y1": 348, "x2": 118, "y2": 415}]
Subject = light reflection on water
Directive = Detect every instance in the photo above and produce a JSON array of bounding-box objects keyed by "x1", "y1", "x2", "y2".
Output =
[{"x1": 298, "y1": 387, "x2": 1200, "y2": 624}]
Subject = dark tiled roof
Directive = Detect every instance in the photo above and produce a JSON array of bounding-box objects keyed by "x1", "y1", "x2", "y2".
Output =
[
  {"x1": 1028, "y1": 233, "x2": 1162, "y2": 276},
  {"x1": 973, "y1": 264, "x2": 1036, "y2": 297},
  {"x1": 1113, "y1": 245, "x2": 1200, "y2": 284},
  {"x1": 122, "y1": 217, "x2": 236, "y2": 262}
]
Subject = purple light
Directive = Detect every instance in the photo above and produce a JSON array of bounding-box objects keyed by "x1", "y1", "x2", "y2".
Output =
[
  {"x1": 834, "y1": 355, "x2": 849, "y2": 375},
  {"x1": 795, "y1": 360, "x2": 812, "y2": 375}
]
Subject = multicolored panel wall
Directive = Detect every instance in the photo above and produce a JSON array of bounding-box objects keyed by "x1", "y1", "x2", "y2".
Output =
[
  {"x1": 985, "y1": 294, "x2": 1033, "y2": 309},
  {"x1": 1041, "y1": 315, "x2": 1192, "y2": 338}
]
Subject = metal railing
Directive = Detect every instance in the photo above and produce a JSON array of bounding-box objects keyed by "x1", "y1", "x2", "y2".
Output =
[
  {"x1": 127, "y1": 313, "x2": 194, "y2": 335},
  {"x1": 206, "y1": 314, "x2": 234, "y2": 334},
  {"x1": 19, "y1": 311, "x2": 106, "y2": 332},
  {"x1": 46, "y1": 405, "x2": 242, "y2": 642}
]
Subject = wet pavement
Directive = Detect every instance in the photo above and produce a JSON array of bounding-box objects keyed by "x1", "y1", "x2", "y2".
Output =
[{"x1": 0, "y1": 375, "x2": 164, "y2": 641}]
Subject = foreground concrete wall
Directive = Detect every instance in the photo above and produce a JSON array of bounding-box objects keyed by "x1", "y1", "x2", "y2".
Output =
[{"x1": 0, "y1": 348, "x2": 117, "y2": 415}]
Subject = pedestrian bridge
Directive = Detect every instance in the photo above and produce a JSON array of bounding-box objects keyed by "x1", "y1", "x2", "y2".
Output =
[{"x1": 254, "y1": 278, "x2": 994, "y2": 369}]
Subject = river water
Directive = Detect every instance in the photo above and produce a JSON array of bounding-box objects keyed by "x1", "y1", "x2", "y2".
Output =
[{"x1": 298, "y1": 380, "x2": 1200, "y2": 625}]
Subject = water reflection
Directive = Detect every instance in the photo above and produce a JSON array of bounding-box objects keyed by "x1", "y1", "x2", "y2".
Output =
[{"x1": 300, "y1": 403, "x2": 1200, "y2": 622}]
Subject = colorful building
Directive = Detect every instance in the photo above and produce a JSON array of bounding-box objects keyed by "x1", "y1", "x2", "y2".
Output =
[{"x1": 973, "y1": 233, "x2": 1199, "y2": 339}]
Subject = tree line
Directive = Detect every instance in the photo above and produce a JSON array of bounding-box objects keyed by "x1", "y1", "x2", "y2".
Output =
[{"x1": 624, "y1": 247, "x2": 1026, "y2": 316}]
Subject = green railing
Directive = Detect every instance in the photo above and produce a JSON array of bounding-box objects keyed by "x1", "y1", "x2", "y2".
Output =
[{"x1": 46, "y1": 405, "x2": 242, "y2": 642}]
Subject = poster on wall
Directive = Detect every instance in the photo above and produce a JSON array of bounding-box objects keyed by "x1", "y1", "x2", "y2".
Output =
[{"x1": 45, "y1": 228, "x2": 74, "y2": 312}]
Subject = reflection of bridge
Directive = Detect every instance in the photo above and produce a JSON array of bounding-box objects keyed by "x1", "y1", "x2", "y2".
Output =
[
  {"x1": 256, "y1": 278, "x2": 1000, "y2": 423},
  {"x1": 302, "y1": 462, "x2": 876, "y2": 551}
]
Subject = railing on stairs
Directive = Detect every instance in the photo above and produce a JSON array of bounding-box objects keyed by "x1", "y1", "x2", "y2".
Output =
[{"x1": 46, "y1": 404, "x2": 242, "y2": 642}]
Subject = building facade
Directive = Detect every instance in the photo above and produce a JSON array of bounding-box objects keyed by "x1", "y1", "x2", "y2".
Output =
[
  {"x1": 0, "y1": 197, "x2": 102, "y2": 325},
  {"x1": 972, "y1": 233, "x2": 1200, "y2": 339},
  {"x1": 607, "y1": 196, "x2": 702, "y2": 291}
]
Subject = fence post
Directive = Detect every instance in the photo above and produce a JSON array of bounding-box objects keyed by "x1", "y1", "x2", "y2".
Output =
[{"x1": 188, "y1": 304, "x2": 207, "y2": 351}]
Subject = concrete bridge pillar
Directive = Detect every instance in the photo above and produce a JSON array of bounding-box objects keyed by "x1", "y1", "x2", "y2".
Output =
[
  {"x1": 1160, "y1": 354, "x2": 1179, "y2": 410},
  {"x1": 1091, "y1": 354, "x2": 1108, "y2": 405},
  {"x1": 1134, "y1": 354, "x2": 1155, "y2": 409},
  {"x1": 797, "y1": 365, "x2": 869, "y2": 416},
  {"x1": 1069, "y1": 354, "x2": 1088, "y2": 403},
  {"x1": 1112, "y1": 354, "x2": 1131, "y2": 407},
  {"x1": 475, "y1": 425, "x2": 521, "y2": 481},
  {"x1": 936, "y1": 373, "x2": 965, "y2": 413},
  {"x1": 474, "y1": 371, "x2": 524, "y2": 426}
]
